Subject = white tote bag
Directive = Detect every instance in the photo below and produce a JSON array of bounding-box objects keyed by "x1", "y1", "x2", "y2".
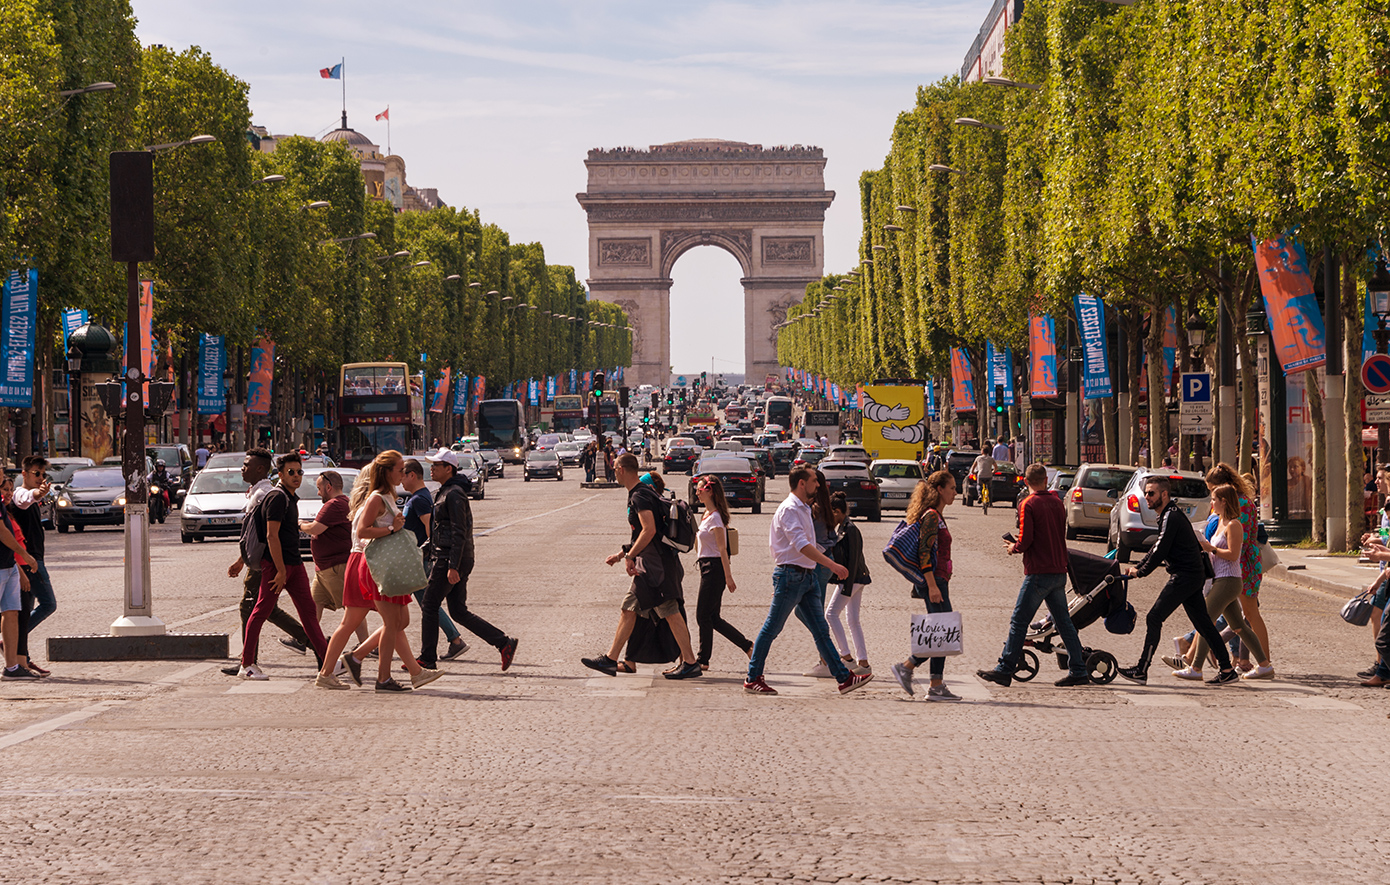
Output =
[{"x1": 910, "y1": 611, "x2": 964, "y2": 658}]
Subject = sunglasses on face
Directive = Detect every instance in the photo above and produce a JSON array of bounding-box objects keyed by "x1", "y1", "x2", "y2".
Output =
[
  {"x1": 283, "y1": 469, "x2": 303, "y2": 476},
  {"x1": 1144, "y1": 490, "x2": 1160, "y2": 498}
]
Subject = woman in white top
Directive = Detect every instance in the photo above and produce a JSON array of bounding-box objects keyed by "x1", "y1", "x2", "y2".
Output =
[
  {"x1": 1181, "y1": 484, "x2": 1268, "y2": 680},
  {"x1": 693, "y1": 476, "x2": 752, "y2": 671},
  {"x1": 315, "y1": 450, "x2": 443, "y2": 692}
]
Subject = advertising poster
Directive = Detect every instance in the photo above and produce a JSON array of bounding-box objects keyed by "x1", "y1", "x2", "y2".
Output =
[
  {"x1": 547, "y1": 375, "x2": 556, "y2": 400},
  {"x1": 926, "y1": 379, "x2": 937, "y2": 419},
  {"x1": 79, "y1": 373, "x2": 114, "y2": 464},
  {"x1": 1029, "y1": 314, "x2": 1058, "y2": 398},
  {"x1": 1252, "y1": 234, "x2": 1327, "y2": 372},
  {"x1": 196, "y1": 334, "x2": 226, "y2": 415},
  {"x1": 247, "y1": 338, "x2": 274, "y2": 415},
  {"x1": 0, "y1": 270, "x2": 38, "y2": 408},
  {"x1": 860, "y1": 383, "x2": 926, "y2": 461},
  {"x1": 950, "y1": 348, "x2": 976, "y2": 412},
  {"x1": 429, "y1": 367, "x2": 451, "y2": 413},
  {"x1": 986, "y1": 342, "x2": 1016, "y2": 408},
  {"x1": 473, "y1": 375, "x2": 486, "y2": 404},
  {"x1": 1073, "y1": 293, "x2": 1113, "y2": 399}
]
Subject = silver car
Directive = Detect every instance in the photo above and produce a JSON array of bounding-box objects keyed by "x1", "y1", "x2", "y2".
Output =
[
  {"x1": 870, "y1": 459, "x2": 924, "y2": 510},
  {"x1": 1064, "y1": 464, "x2": 1138, "y2": 540},
  {"x1": 180, "y1": 468, "x2": 251, "y2": 543},
  {"x1": 1108, "y1": 469, "x2": 1213, "y2": 562}
]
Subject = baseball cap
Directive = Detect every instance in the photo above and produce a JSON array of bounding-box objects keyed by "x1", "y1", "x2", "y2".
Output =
[{"x1": 431, "y1": 447, "x2": 461, "y2": 468}]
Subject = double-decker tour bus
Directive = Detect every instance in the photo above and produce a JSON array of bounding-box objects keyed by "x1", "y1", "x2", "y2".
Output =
[
  {"x1": 551, "y1": 393, "x2": 587, "y2": 434},
  {"x1": 593, "y1": 392, "x2": 621, "y2": 433},
  {"x1": 477, "y1": 398, "x2": 528, "y2": 462},
  {"x1": 338, "y1": 362, "x2": 425, "y2": 467}
]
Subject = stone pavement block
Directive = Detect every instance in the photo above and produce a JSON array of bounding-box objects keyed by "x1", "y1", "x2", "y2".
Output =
[
  {"x1": 224, "y1": 680, "x2": 305, "y2": 694},
  {"x1": 1111, "y1": 690, "x2": 1201, "y2": 706}
]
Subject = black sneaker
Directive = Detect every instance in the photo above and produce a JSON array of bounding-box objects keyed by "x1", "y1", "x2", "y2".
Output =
[
  {"x1": 220, "y1": 665, "x2": 240, "y2": 676},
  {"x1": 279, "y1": 637, "x2": 307, "y2": 655},
  {"x1": 977, "y1": 668, "x2": 1012, "y2": 687},
  {"x1": 581, "y1": 654, "x2": 618, "y2": 677},
  {"x1": 664, "y1": 661, "x2": 702, "y2": 680},
  {"x1": 341, "y1": 651, "x2": 363, "y2": 686},
  {"x1": 1117, "y1": 666, "x2": 1147, "y2": 685},
  {"x1": 1357, "y1": 665, "x2": 1378, "y2": 678},
  {"x1": 442, "y1": 637, "x2": 469, "y2": 661},
  {"x1": 1054, "y1": 673, "x2": 1091, "y2": 687},
  {"x1": 1208, "y1": 669, "x2": 1241, "y2": 685},
  {"x1": 3, "y1": 665, "x2": 38, "y2": 680},
  {"x1": 374, "y1": 679, "x2": 410, "y2": 692},
  {"x1": 500, "y1": 637, "x2": 518, "y2": 672}
]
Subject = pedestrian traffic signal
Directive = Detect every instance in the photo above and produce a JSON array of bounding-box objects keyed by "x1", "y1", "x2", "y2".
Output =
[
  {"x1": 994, "y1": 384, "x2": 1005, "y2": 414},
  {"x1": 592, "y1": 372, "x2": 605, "y2": 398},
  {"x1": 619, "y1": 386, "x2": 629, "y2": 408},
  {"x1": 650, "y1": 391, "x2": 659, "y2": 409}
]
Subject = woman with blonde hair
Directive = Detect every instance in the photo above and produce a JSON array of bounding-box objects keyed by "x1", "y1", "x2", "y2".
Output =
[
  {"x1": 888, "y1": 470, "x2": 961, "y2": 701},
  {"x1": 316, "y1": 450, "x2": 443, "y2": 692}
]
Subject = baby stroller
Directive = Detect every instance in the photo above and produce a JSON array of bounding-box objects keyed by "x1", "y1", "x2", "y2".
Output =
[{"x1": 1011, "y1": 548, "x2": 1135, "y2": 685}]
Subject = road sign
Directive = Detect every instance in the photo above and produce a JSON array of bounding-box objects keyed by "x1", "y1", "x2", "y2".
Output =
[
  {"x1": 1367, "y1": 392, "x2": 1390, "y2": 423},
  {"x1": 1179, "y1": 373, "x2": 1213, "y2": 427},
  {"x1": 1362, "y1": 353, "x2": 1390, "y2": 395}
]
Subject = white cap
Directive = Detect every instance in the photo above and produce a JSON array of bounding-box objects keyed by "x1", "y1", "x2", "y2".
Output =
[{"x1": 431, "y1": 447, "x2": 461, "y2": 468}]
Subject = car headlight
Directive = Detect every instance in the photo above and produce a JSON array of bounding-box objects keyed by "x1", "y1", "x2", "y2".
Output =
[
  {"x1": 115, "y1": 495, "x2": 126, "y2": 507},
  {"x1": 56, "y1": 495, "x2": 72, "y2": 508},
  {"x1": 183, "y1": 501, "x2": 202, "y2": 515}
]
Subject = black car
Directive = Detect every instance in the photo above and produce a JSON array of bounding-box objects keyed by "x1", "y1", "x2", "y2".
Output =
[
  {"x1": 770, "y1": 442, "x2": 800, "y2": 473},
  {"x1": 55, "y1": 466, "x2": 128, "y2": 532},
  {"x1": 689, "y1": 458, "x2": 761, "y2": 513},
  {"x1": 663, "y1": 442, "x2": 701, "y2": 474},
  {"x1": 792, "y1": 447, "x2": 827, "y2": 468},
  {"x1": 523, "y1": 450, "x2": 563, "y2": 481},
  {"x1": 478, "y1": 449, "x2": 505, "y2": 478},
  {"x1": 688, "y1": 428, "x2": 714, "y2": 448},
  {"x1": 945, "y1": 450, "x2": 981, "y2": 497},
  {"x1": 818, "y1": 460, "x2": 881, "y2": 522},
  {"x1": 744, "y1": 446, "x2": 776, "y2": 479},
  {"x1": 964, "y1": 461, "x2": 1025, "y2": 508}
]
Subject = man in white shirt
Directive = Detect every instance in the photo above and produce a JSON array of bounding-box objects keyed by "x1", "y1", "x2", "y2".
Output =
[
  {"x1": 992, "y1": 438, "x2": 1011, "y2": 463},
  {"x1": 744, "y1": 466, "x2": 874, "y2": 696}
]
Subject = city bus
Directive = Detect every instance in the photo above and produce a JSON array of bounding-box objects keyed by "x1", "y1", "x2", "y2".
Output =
[
  {"x1": 338, "y1": 362, "x2": 425, "y2": 467},
  {"x1": 552, "y1": 394, "x2": 587, "y2": 434},
  {"x1": 765, "y1": 396, "x2": 793, "y2": 432},
  {"x1": 477, "y1": 398, "x2": 528, "y2": 462},
  {"x1": 802, "y1": 409, "x2": 842, "y2": 445}
]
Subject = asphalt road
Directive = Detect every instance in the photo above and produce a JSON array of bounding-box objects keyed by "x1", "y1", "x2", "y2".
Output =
[{"x1": 2, "y1": 470, "x2": 1385, "y2": 884}]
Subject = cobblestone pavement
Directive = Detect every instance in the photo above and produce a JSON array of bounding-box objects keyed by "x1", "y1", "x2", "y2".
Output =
[{"x1": 2, "y1": 475, "x2": 1386, "y2": 884}]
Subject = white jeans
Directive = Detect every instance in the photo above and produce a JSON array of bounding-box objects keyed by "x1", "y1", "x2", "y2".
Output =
[{"x1": 825, "y1": 583, "x2": 866, "y2": 661}]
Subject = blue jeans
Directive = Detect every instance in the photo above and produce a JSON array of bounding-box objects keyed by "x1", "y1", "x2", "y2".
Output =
[
  {"x1": 911, "y1": 579, "x2": 952, "y2": 678},
  {"x1": 27, "y1": 561, "x2": 55, "y2": 631},
  {"x1": 997, "y1": 572, "x2": 1086, "y2": 677},
  {"x1": 747, "y1": 565, "x2": 851, "y2": 683}
]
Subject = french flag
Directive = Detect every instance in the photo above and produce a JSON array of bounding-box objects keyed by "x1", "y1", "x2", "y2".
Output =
[{"x1": 319, "y1": 63, "x2": 342, "y2": 80}]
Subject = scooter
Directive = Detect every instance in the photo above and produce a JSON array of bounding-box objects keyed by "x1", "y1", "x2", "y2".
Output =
[{"x1": 148, "y1": 483, "x2": 168, "y2": 524}]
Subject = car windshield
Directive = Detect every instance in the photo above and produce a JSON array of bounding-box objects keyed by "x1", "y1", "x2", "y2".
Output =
[
  {"x1": 1081, "y1": 468, "x2": 1136, "y2": 491},
  {"x1": 301, "y1": 469, "x2": 356, "y2": 495},
  {"x1": 189, "y1": 471, "x2": 251, "y2": 495},
  {"x1": 1159, "y1": 478, "x2": 1211, "y2": 500},
  {"x1": 205, "y1": 453, "x2": 245, "y2": 469},
  {"x1": 527, "y1": 451, "x2": 558, "y2": 462},
  {"x1": 821, "y1": 462, "x2": 865, "y2": 473},
  {"x1": 698, "y1": 462, "x2": 751, "y2": 475},
  {"x1": 556, "y1": 443, "x2": 581, "y2": 453},
  {"x1": 455, "y1": 456, "x2": 477, "y2": 469},
  {"x1": 479, "y1": 450, "x2": 499, "y2": 461},
  {"x1": 872, "y1": 463, "x2": 923, "y2": 479},
  {"x1": 68, "y1": 468, "x2": 126, "y2": 489},
  {"x1": 149, "y1": 447, "x2": 182, "y2": 466},
  {"x1": 47, "y1": 463, "x2": 91, "y2": 484},
  {"x1": 537, "y1": 435, "x2": 560, "y2": 447}
]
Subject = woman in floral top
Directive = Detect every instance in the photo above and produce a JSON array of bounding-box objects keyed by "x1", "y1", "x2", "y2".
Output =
[{"x1": 1206, "y1": 463, "x2": 1273, "y2": 677}]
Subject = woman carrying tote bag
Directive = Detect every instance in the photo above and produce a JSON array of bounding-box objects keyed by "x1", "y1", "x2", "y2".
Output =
[{"x1": 889, "y1": 470, "x2": 961, "y2": 701}]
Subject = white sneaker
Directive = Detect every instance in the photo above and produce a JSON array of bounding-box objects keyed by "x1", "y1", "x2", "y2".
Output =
[
  {"x1": 1172, "y1": 667, "x2": 1203, "y2": 681},
  {"x1": 802, "y1": 660, "x2": 833, "y2": 679},
  {"x1": 333, "y1": 658, "x2": 347, "y2": 676},
  {"x1": 238, "y1": 664, "x2": 269, "y2": 681},
  {"x1": 850, "y1": 664, "x2": 872, "y2": 676},
  {"x1": 1241, "y1": 664, "x2": 1275, "y2": 680}
]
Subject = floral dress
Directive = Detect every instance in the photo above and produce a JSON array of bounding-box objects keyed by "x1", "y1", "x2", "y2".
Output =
[{"x1": 1238, "y1": 496, "x2": 1261, "y2": 597}]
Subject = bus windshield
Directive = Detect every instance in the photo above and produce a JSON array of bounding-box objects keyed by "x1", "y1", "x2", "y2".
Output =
[
  {"x1": 343, "y1": 364, "x2": 408, "y2": 396},
  {"x1": 478, "y1": 399, "x2": 526, "y2": 460}
]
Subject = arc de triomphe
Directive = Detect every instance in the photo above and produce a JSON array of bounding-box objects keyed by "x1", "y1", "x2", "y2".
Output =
[{"x1": 577, "y1": 139, "x2": 834, "y2": 387}]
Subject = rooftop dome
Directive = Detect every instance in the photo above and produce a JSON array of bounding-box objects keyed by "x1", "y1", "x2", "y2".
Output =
[{"x1": 320, "y1": 112, "x2": 378, "y2": 148}]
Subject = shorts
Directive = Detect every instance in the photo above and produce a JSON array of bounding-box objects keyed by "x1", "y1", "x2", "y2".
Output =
[
  {"x1": 310, "y1": 561, "x2": 347, "y2": 611},
  {"x1": 0, "y1": 566, "x2": 19, "y2": 612},
  {"x1": 342, "y1": 550, "x2": 412, "y2": 608},
  {"x1": 621, "y1": 586, "x2": 680, "y2": 620},
  {"x1": 1373, "y1": 576, "x2": 1390, "y2": 612}
]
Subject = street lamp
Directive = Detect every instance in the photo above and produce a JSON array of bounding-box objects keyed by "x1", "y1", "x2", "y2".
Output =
[
  {"x1": 982, "y1": 76, "x2": 1041, "y2": 90},
  {"x1": 143, "y1": 134, "x2": 217, "y2": 152},
  {"x1": 953, "y1": 117, "x2": 1005, "y2": 132},
  {"x1": 58, "y1": 81, "x2": 117, "y2": 97},
  {"x1": 1185, "y1": 316, "x2": 1209, "y2": 353},
  {"x1": 928, "y1": 164, "x2": 964, "y2": 174},
  {"x1": 318, "y1": 232, "x2": 376, "y2": 246},
  {"x1": 304, "y1": 200, "x2": 330, "y2": 209},
  {"x1": 258, "y1": 174, "x2": 287, "y2": 185}
]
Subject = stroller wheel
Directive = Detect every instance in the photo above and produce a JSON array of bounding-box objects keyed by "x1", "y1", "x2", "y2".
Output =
[
  {"x1": 1013, "y1": 649, "x2": 1039, "y2": 682},
  {"x1": 1087, "y1": 651, "x2": 1118, "y2": 685}
]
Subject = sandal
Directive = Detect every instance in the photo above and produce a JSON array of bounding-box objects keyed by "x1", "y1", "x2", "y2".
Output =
[{"x1": 616, "y1": 661, "x2": 637, "y2": 674}]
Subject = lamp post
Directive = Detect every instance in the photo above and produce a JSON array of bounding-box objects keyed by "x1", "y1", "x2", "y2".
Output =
[{"x1": 1185, "y1": 315, "x2": 1209, "y2": 471}]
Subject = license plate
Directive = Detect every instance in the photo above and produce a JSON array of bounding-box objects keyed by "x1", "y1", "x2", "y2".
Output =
[
  {"x1": 209, "y1": 517, "x2": 238, "y2": 525},
  {"x1": 1098, "y1": 504, "x2": 1112, "y2": 515},
  {"x1": 78, "y1": 507, "x2": 106, "y2": 515},
  {"x1": 884, "y1": 492, "x2": 908, "y2": 498}
]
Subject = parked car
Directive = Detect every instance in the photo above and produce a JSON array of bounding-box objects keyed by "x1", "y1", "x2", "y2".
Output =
[
  {"x1": 523, "y1": 450, "x2": 563, "y2": 481},
  {"x1": 296, "y1": 467, "x2": 361, "y2": 551},
  {"x1": 179, "y1": 467, "x2": 251, "y2": 543},
  {"x1": 555, "y1": 441, "x2": 584, "y2": 467},
  {"x1": 477, "y1": 448, "x2": 505, "y2": 478},
  {"x1": 944, "y1": 450, "x2": 981, "y2": 496},
  {"x1": 964, "y1": 461, "x2": 1025, "y2": 508},
  {"x1": 819, "y1": 459, "x2": 881, "y2": 521},
  {"x1": 870, "y1": 459, "x2": 924, "y2": 510},
  {"x1": 1108, "y1": 468, "x2": 1213, "y2": 562},
  {"x1": 55, "y1": 466, "x2": 130, "y2": 533},
  {"x1": 826, "y1": 445, "x2": 872, "y2": 465},
  {"x1": 689, "y1": 457, "x2": 761, "y2": 513},
  {"x1": 1065, "y1": 464, "x2": 1140, "y2": 539}
]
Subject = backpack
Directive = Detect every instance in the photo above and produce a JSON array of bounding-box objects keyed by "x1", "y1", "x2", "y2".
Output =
[
  {"x1": 882, "y1": 519, "x2": 924, "y2": 584},
  {"x1": 239, "y1": 492, "x2": 269, "y2": 566},
  {"x1": 661, "y1": 495, "x2": 699, "y2": 554}
]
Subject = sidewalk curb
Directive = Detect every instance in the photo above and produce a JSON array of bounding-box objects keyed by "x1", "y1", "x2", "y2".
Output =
[{"x1": 1264, "y1": 564, "x2": 1360, "y2": 599}]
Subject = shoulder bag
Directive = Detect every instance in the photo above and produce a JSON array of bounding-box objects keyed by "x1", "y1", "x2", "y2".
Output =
[{"x1": 1341, "y1": 588, "x2": 1376, "y2": 627}]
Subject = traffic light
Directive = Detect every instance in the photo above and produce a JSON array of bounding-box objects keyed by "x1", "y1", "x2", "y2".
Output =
[
  {"x1": 994, "y1": 384, "x2": 1006, "y2": 414},
  {"x1": 650, "y1": 391, "x2": 659, "y2": 409},
  {"x1": 678, "y1": 388, "x2": 687, "y2": 404},
  {"x1": 592, "y1": 372, "x2": 605, "y2": 398},
  {"x1": 619, "y1": 386, "x2": 629, "y2": 408}
]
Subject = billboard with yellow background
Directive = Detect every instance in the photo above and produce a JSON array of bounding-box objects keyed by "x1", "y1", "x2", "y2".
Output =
[{"x1": 860, "y1": 383, "x2": 927, "y2": 462}]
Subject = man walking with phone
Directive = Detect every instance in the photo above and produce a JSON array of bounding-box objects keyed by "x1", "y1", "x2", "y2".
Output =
[
  {"x1": 743, "y1": 466, "x2": 873, "y2": 696},
  {"x1": 978, "y1": 463, "x2": 1090, "y2": 688}
]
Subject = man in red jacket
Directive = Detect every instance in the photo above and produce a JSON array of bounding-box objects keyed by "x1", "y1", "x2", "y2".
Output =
[{"x1": 978, "y1": 463, "x2": 1090, "y2": 687}]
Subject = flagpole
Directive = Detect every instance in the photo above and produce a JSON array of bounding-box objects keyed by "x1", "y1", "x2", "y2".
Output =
[{"x1": 341, "y1": 56, "x2": 346, "y2": 123}]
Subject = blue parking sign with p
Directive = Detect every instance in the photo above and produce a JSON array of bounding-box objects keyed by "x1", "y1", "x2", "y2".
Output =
[{"x1": 1181, "y1": 373, "x2": 1212, "y2": 403}]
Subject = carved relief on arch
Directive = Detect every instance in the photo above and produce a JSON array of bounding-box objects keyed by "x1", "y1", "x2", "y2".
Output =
[
  {"x1": 614, "y1": 298, "x2": 644, "y2": 362},
  {"x1": 659, "y1": 228, "x2": 753, "y2": 277},
  {"x1": 765, "y1": 296, "x2": 800, "y2": 348}
]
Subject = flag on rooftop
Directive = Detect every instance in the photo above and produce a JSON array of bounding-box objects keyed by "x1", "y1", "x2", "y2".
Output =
[{"x1": 319, "y1": 63, "x2": 342, "y2": 80}]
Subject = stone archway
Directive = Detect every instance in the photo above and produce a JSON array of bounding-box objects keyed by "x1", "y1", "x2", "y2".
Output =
[{"x1": 577, "y1": 139, "x2": 834, "y2": 387}]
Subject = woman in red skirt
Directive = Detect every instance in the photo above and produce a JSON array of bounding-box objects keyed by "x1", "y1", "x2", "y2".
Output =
[{"x1": 315, "y1": 450, "x2": 443, "y2": 692}]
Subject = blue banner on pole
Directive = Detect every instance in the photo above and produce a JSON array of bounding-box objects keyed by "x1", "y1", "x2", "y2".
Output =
[
  {"x1": 926, "y1": 378, "x2": 937, "y2": 419},
  {"x1": 528, "y1": 378, "x2": 539, "y2": 406},
  {"x1": 196, "y1": 334, "x2": 226, "y2": 414},
  {"x1": 546, "y1": 375, "x2": 555, "y2": 400},
  {"x1": 453, "y1": 375, "x2": 470, "y2": 414},
  {"x1": 0, "y1": 270, "x2": 37, "y2": 407},
  {"x1": 60, "y1": 308, "x2": 88, "y2": 361},
  {"x1": 1073, "y1": 294, "x2": 1113, "y2": 400},
  {"x1": 986, "y1": 342, "x2": 1016, "y2": 408}
]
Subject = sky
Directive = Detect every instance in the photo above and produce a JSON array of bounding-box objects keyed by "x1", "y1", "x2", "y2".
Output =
[{"x1": 132, "y1": 0, "x2": 985, "y2": 376}]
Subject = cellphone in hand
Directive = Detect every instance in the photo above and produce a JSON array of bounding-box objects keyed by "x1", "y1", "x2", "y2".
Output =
[{"x1": 1002, "y1": 533, "x2": 1016, "y2": 544}]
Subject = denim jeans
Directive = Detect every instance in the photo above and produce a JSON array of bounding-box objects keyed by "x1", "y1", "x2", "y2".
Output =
[
  {"x1": 911, "y1": 579, "x2": 953, "y2": 678},
  {"x1": 747, "y1": 565, "x2": 850, "y2": 683},
  {"x1": 997, "y1": 572, "x2": 1086, "y2": 676},
  {"x1": 26, "y1": 561, "x2": 56, "y2": 631}
]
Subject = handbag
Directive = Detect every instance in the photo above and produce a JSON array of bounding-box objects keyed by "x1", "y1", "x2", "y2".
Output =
[
  {"x1": 910, "y1": 610, "x2": 963, "y2": 658},
  {"x1": 725, "y1": 525, "x2": 739, "y2": 557},
  {"x1": 1259, "y1": 542, "x2": 1279, "y2": 570},
  {"x1": 883, "y1": 520, "x2": 924, "y2": 584},
  {"x1": 1341, "y1": 589, "x2": 1376, "y2": 627},
  {"x1": 364, "y1": 529, "x2": 428, "y2": 598}
]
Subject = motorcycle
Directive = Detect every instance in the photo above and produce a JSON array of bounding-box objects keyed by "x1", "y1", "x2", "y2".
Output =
[{"x1": 148, "y1": 480, "x2": 169, "y2": 524}]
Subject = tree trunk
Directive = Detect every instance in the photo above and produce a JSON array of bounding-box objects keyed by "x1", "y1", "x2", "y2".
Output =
[
  {"x1": 1146, "y1": 295, "x2": 1168, "y2": 468},
  {"x1": 1128, "y1": 309, "x2": 1144, "y2": 465},
  {"x1": 1343, "y1": 252, "x2": 1367, "y2": 548},
  {"x1": 1306, "y1": 368, "x2": 1326, "y2": 544}
]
